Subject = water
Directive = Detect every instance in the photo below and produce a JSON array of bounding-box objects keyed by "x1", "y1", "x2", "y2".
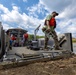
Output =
[{"x1": 73, "y1": 43, "x2": 76, "y2": 54}]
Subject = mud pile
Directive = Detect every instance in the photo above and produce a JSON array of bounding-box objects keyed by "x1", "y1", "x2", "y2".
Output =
[{"x1": 0, "y1": 55, "x2": 76, "y2": 75}]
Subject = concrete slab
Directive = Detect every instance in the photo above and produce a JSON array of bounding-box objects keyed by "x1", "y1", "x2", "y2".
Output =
[
  {"x1": 7, "y1": 47, "x2": 37, "y2": 55},
  {"x1": 4, "y1": 47, "x2": 72, "y2": 61}
]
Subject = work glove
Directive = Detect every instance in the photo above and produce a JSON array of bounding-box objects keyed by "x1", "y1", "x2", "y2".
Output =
[
  {"x1": 42, "y1": 26, "x2": 47, "y2": 32},
  {"x1": 46, "y1": 28, "x2": 50, "y2": 33}
]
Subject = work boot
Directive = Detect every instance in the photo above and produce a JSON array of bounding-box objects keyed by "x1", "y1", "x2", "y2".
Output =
[
  {"x1": 43, "y1": 47, "x2": 48, "y2": 51},
  {"x1": 44, "y1": 48, "x2": 48, "y2": 51},
  {"x1": 54, "y1": 47, "x2": 63, "y2": 50},
  {"x1": 9, "y1": 46, "x2": 12, "y2": 50}
]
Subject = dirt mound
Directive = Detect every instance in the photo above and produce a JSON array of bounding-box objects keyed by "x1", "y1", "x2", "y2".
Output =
[{"x1": 0, "y1": 55, "x2": 76, "y2": 75}]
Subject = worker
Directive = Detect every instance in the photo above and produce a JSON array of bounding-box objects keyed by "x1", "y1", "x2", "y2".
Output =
[
  {"x1": 11, "y1": 34, "x2": 16, "y2": 41},
  {"x1": 23, "y1": 32, "x2": 28, "y2": 46},
  {"x1": 5, "y1": 30, "x2": 12, "y2": 51},
  {"x1": 11, "y1": 34, "x2": 16, "y2": 46},
  {"x1": 42, "y1": 11, "x2": 61, "y2": 50}
]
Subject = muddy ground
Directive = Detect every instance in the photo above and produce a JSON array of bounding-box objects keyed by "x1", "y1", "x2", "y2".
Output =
[{"x1": 0, "y1": 55, "x2": 76, "y2": 75}]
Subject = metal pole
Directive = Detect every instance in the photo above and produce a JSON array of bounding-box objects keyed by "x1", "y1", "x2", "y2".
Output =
[{"x1": 34, "y1": 24, "x2": 41, "y2": 40}]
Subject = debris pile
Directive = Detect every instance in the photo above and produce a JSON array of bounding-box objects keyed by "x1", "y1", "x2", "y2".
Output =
[{"x1": 0, "y1": 54, "x2": 76, "y2": 75}]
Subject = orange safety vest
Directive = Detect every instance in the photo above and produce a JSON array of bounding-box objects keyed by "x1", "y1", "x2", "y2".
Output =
[
  {"x1": 24, "y1": 33, "x2": 28, "y2": 39},
  {"x1": 44, "y1": 17, "x2": 56, "y2": 27},
  {"x1": 49, "y1": 18, "x2": 56, "y2": 26},
  {"x1": 11, "y1": 36, "x2": 16, "y2": 40}
]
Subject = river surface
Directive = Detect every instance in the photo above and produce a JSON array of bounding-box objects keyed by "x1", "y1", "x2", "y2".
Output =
[{"x1": 73, "y1": 43, "x2": 76, "y2": 54}]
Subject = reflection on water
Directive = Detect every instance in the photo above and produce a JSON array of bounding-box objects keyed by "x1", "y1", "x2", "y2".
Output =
[{"x1": 73, "y1": 43, "x2": 76, "y2": 54}]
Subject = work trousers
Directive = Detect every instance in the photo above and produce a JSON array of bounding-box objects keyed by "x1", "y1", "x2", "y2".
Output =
[{"x1": 42, "y1": 26, "x2": 60, "y2": 50}]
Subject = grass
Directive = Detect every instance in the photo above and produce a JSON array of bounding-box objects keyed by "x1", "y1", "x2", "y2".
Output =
[{"x1": 72, "y1": 39, "x2": 76, "y2": 43}]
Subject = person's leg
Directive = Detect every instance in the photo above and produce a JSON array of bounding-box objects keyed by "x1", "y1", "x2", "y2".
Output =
[
  {"x1": 26, "y1": 39, "x2": 28, "y2": 46},
  {"x1": 24, "y1": 39, "x2": 26, "y2": 46},
  {"x1": 7, "y1": 42, "x2": 10, "y2": 51},
  {"x1": 51, "y1": 30, "x2": 60, "y2": 50},
  {"x1": 9, "y1": 40, "x2": 12, "y2": 50},
  {"x1": 44, "y1": 33, "x2": 49, "y2": 49}
]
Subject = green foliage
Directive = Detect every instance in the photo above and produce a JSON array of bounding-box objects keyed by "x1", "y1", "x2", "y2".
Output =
[
  {"x1": 28, "y1": 34, "x2": 34, "y2": 40},
  {"x1": 72, "y1": 39, "x2": 76, "y2": 43},
  {"x1": 36, "y1": 35, "x2": 44, "y2": 39},
  {"x1": 28, "y1": 34, "x2": 44, "y2": 40}
]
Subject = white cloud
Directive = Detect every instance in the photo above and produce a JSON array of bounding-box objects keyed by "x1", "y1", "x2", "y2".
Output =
[
  {"x1": 2, "y1": 23, "x2": 13, "y2": 30},
  {"x1": 56, "y1": 18, "x2": 76, "y2": 37},
  {"x1": 0, "y1": 4, "x2": 43, "y2": 34},
  {"x1": 40, "y1": 0, "x2": 76, "y2": 19},
  {"x1": 0, "y1": 4, "x2": 9, "y2": 13},
  {"x1": 1, "y1": 6, "x2": 22, "y2": 23},
  {"x1": 27, "y1": 1, "x2": 48, "y2": 18},
  {"x1": 23, "y1": 0, "x2": 27, "y2": 2},
  {"x1": 40, "y1": 0, "x2": 71, "y2": 12},
  {"x1": 0, "y1": 0, "x2": 76, "y2": 37},
  {"x1": 39, "y1": 0, "x2": 76, "y2": 37}
]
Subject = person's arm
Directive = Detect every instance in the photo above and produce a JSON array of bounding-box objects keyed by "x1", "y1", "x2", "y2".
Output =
[
  {"x1": 46, "y1": 15, "x2": 52, "y2": 29},
  {"x1": 46, "y1": 20, "x2": 50, "y2": 29}
]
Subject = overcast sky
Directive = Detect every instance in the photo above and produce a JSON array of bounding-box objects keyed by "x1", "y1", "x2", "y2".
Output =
[{"x1": 0, "y1": 0, "x2": 76, "y2": 37}]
